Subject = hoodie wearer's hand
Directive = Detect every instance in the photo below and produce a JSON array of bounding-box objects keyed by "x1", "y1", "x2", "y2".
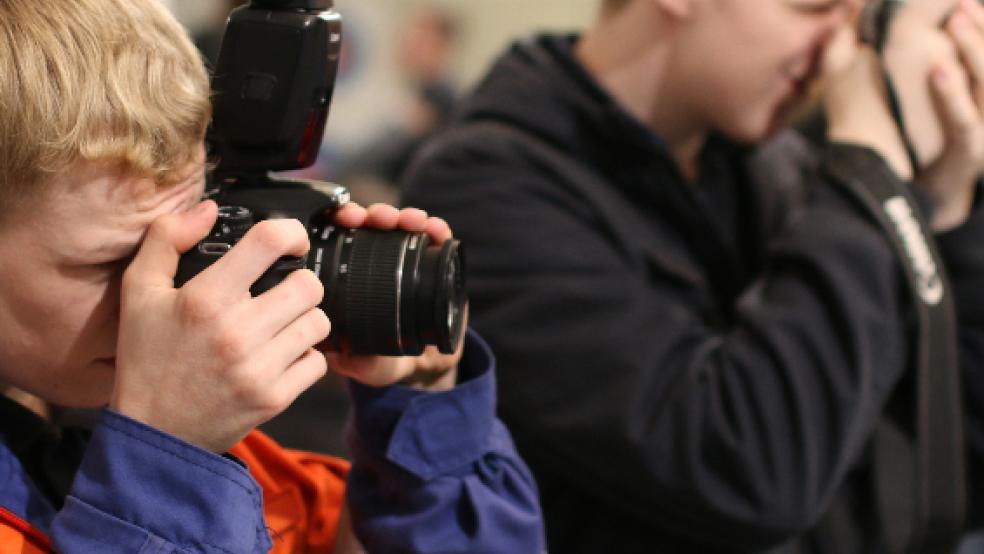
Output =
[
  {"x1": 911, "y1": 0, "x2": 984, "y2": 230},
  {"x1": 838, "y1": 0, "x2": 981, "y2": 230},
  {"x1": 823, "y1": 15, "x2": 914, "y2": 180},
  {"x1": 111, "y1": 200, "x2": 330, "y2": 453},
  {"x1": 879, "y1": 0, "x2": 961, "y2": 167},
  {"x1": 326, "y1": 203, "x2": 463, "y2": 392}
]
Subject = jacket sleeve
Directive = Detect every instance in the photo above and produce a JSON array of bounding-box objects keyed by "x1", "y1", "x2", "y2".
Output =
[
  {"x1": 49, "y1": 409, "x2": 274, "y2": 554},
  {"x1": 403, "y1": 136, "x2": 925, "y2": 550},
  {"x1": 344, "y1": 329, "x2": 545, "y2": 554}
]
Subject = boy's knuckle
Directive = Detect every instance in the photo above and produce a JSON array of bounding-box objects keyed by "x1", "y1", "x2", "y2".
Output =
[
  {"x1": 928, "y1": 33, "x2": 955, "y2": 58},
  {"x1": 250, "y1": 220, "x2": 291, "y2": 254},
  {"x1": 230, "y1": 366, "x2": 263, "y2": 400},
  {"x1": 212, "y1": 325, "x2": 250, "y2": 361},
  {"x1": 311, "y1": 350, "x2": 329, "y2": 376},
  {"x1": 254, "y1": 386, "x2": 286, "y2": 415},
  {"x1": 293, "y1": 313, "x2": 324, "y2": 346},
  {"x1": 147, "y1": 214, "x2": 180, "y2": 244},
  {"x1": 177, "y1": 288, "x2": 221, "y2": 324},
  {"x1": 311, "y1": 309, "x2": 332, "y2": 341},
  {"x1": 293, "y1": 270, "x2": 325, "y2": 305}
]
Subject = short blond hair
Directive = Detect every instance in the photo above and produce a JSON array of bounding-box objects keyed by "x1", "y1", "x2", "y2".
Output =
[{"x1": 0, "y1": 0, "x2": 211, "y2": 213}]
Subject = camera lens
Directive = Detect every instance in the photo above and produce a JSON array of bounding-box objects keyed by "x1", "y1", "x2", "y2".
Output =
[
  {"x1": 312, "y1": 227, "x2": 466, "y2": 356},
  {"x1": 175, "y1": 195, "x2": 468, "y2": 357}
]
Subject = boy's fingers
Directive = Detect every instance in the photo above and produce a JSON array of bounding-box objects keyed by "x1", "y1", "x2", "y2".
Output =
[
  {"x1": 821, "y1": 22, "x2": 861, "y2": 81},
  {"x1": 961, "y1": 0, "x2": 984, "y2": 30},
  {"x1": 948, "y1": 12, "x2": 984, "y2": 105},
  {"x1": 259, "y1": 307, "x2": 332, "y2": 380},
  {"x1": 333, "y1": 202, "x2": 368, "y2": 228},
  {"x1": 125, "y1": 200, "x2": 217, "y2": 289},
  {"x1": 249, "y1": 269, "x2": 326, "y2": 340},
  {"x1": 930, "y1": 63, "x2": 983, "y2": 153},
  {"x1": 396, "y1": 207, "x2": 429, "y2": 231},
  {"x1": 424, "y1": 217, "x2": 453, "y2": 244},
  {"x1": 271, "y1": 348, "x2": 329, "y2": 410},
  {"x1": 907, "y1": 0, "x2": 960, "y2": 25},
  {"x1": 190, "y1": 218, "x2": 310, "y2": 298},
  {"x1": 364, "y1": 203, "x2": 402, "y2": 229},
  {"x1": 333, "y1": 203, "x2": 452, "y2": 246}
]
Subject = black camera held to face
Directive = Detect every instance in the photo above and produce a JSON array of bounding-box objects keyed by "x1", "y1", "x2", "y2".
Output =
[
  {"x1": 175, "y1": 0, "x2": 467, "y2": 356},
  {"x1": 857, "y1": 0, "x2": 977, "y2": 174}
]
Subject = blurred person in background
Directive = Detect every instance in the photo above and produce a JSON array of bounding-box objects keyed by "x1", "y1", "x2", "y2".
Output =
[
  {"x1": 0, "y1": 0, "x2": 543, "y2": 552},
  {"x1": 191, "y1": 0, "x2": 246, "y2": 67},
  {"x1": 404, "y1": 0, "x2": 984, "y2": 551},
  {"x1": 337, "y1": 5, "x2": 460, "y2": 206}
]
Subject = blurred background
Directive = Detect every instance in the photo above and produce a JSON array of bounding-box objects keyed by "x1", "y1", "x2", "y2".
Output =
[
  {"x1": 168, "y1": 0, "x2": 597, "y2": 204},
  {"x1": 164, "y1": 0, "x2": 599, "y2": 456}
]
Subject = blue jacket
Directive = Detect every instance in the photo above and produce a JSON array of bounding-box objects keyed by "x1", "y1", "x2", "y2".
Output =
[{"x1": 0, "y1": 330, "x2": 544, "y2": 553}]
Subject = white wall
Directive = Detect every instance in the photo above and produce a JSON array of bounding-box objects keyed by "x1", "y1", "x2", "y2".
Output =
[
  {"x1": 327, "y1": 0, "x2": 598, "y2": 148},
  {"x1": 372, "y1": 0, "x2": 599, "y2": 85},
  {"x1": 167, "y1": 0, "x2": 600, "y2": 156}
]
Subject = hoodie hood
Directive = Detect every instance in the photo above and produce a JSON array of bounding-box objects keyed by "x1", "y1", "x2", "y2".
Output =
[{"x1": 455, "y1": 34, "x2": 668, "y2": 172}]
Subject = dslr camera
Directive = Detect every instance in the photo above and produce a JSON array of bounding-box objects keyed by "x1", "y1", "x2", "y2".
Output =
[{"x1": 175, "y1": 0, "x2": 466, "y2": 356}]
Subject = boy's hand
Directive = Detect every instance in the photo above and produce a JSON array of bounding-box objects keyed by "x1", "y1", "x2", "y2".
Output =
[
  {"x1": 111, "y1": 200, "x2": 330, "y2": 453},
  {"x1": 326, "y1": 203, "x2": 465, "y2": 391}
]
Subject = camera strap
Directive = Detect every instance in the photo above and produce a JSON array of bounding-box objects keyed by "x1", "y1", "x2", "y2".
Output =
[
  {"x1": 881, "y1": 68, "x2": 923, "y2": 176},
  {"x1": 859, "y1": 0, "x2": 921, "y2": 174},
  {"x1": 824, "y1": 145, "x2": 966, "y2": 554}
]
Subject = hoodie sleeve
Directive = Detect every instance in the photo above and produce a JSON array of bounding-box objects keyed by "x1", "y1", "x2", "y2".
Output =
[{"x1": 934, "y1": 181, "x2": 984, "y2": 528}]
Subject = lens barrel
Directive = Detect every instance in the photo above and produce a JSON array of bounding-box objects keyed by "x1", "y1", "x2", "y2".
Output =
[{"x1": 313, "y1": 227, "x2": 466, "y2": 356}]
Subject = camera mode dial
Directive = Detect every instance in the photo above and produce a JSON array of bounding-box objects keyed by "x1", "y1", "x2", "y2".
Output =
[{"x1": 200, "y1": 205, "x2": 253, "y2": 255}]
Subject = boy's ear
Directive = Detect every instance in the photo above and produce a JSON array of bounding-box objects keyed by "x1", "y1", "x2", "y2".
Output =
[{"x1": 654, "y1": 0, "x2": 694, "y2": 19}]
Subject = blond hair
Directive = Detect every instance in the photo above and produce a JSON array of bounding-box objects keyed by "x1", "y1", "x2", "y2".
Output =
[{"x1": 0, "y1": 0, "x2": 211, "y2": 214}]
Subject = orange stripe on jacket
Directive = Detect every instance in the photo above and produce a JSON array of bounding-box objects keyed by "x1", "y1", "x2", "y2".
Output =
[
  {"x1": 231, "y1": 430, "x2": 351, "y2": 554},
  {"x1": 0, "y1": 506, "x2": 54, "y2": 554}
]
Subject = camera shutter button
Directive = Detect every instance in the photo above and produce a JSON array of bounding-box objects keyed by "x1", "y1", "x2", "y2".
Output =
[{"x1": 215, "y1": 206, "x2": 254, "y2": 237}]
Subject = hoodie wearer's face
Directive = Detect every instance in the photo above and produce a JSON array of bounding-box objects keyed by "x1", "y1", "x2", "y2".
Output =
[{"x1": 669, "y1": 0, "x2": 853, "y2": 143}]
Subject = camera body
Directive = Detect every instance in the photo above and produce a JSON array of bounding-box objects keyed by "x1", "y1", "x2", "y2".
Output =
[
  {"x1": 175, "y1": 0, "x2": 466, "y2": 355},
  {"x1": 859, "y1": 0, "x2": 905, "y2": 51}
]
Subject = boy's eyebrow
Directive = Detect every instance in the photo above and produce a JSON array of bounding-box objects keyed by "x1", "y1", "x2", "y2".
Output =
[
  {"x1": 62, "y1": 243, "x2": 134, "y2": 265},
  {"x1": 91, "y1": 240, "x2": 139, "y2": 259},
  {"x1": 66, "y1": 231, "x2": 142, "y2": 264},
  {"x1": 787, "y1": 0, "x2": 845, "y2": 10}
]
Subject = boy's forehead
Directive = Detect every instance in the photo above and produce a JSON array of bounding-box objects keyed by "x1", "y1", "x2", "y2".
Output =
[{"x1": 34, "y1": 160, "x2": 205, "y2": 261}]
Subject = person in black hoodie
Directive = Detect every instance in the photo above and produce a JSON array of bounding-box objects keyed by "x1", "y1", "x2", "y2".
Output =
[{"x1": 402, "y1": 0, "x2": 984, "y2": 552}]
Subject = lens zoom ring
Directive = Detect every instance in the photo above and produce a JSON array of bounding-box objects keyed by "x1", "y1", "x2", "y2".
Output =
[{"x1": 343, "y1": 230, "x2": 405, "y2": 354}]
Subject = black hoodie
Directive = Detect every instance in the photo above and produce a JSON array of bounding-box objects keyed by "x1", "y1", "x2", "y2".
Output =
[{"x1": 403, "y1": 35, "x2": 984, "y2": 553}]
